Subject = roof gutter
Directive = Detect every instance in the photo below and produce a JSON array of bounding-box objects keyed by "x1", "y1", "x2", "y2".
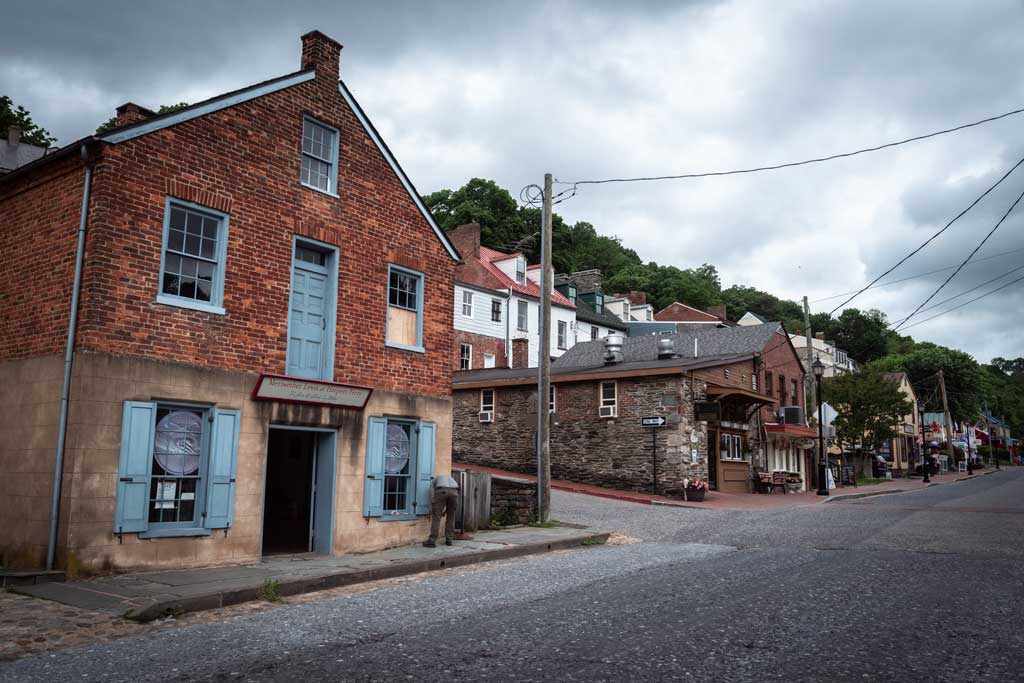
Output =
[{"x1": 47, "y1": 144, "x2": 94, "y2": 570}]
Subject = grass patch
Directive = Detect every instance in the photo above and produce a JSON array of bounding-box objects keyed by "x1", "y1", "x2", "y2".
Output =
[
  {"x1": 581, "y1": 536, "x2": 607, "y2": 546},
  {"x1": 856, "y1": 477, "x2": 888, "y2": 485},
  {"x1": 527, "y1": 519, "x2": 561, "y2": 528},
  {"x1": 257, "y1": 577, "x2": 282, "y2": 603}
]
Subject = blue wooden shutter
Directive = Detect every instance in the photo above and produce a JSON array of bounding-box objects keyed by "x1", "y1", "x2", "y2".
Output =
[
  {"x1": 414, "y1": 422, "x2": 436, "y2": 515},
  {"x1": 114, "y1": 401, "x2": 156, "y2": 534},
  {"x1": 363, "y1": 417, "x2": 386, "y2": 517},
  {"x1": 204, "y1": 408, "x2": 240, "y2": 529}
]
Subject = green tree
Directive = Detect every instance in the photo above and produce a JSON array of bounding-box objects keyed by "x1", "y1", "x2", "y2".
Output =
[
  {"x1": 604, "y1": 262, "x2": 722, "y2": 311},
  {"x1": 870, "y1": 345, "x2": 981, "y2": 421},
  {"x1": 94, "y1": 102, "x2": 191, "y2": 135},
  {"x1": 719, "y1": 285, "x2": 802, "y2": 326},
  {"x1": 0, "y1": 95, "x2": 57, "y2": 147},
  {"x1": 823, "y1": 368, "x2": 915, "y2": 474}
]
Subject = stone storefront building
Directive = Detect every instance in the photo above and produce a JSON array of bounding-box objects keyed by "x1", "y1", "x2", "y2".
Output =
[{"x1": 0, "y1": 31, "x2": 459, "y2": 571}]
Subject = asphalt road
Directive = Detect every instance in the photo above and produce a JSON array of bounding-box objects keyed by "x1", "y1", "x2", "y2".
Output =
[{"x1": 5, "y1": 470, "x2": 1023, "y2": 682}]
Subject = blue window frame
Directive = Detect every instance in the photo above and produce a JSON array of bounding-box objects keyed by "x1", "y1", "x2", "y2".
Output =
[
  {"x1": 157, "y1": 198, "x2": 229, "y2": 315},
  {"x1": 385, "y1": 264, "x2": 425, "y2": 353},
  {"x1": 301, "y1": 116, "x2": 339, "y2": 196},
  {"x1": 363, "y1": 418, "x2": 436, "y2": 521}
]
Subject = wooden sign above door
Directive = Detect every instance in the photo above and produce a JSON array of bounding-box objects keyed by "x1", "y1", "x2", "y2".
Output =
[{"x1": 252, "y1": 374, "x2": 372, "y2": 409}]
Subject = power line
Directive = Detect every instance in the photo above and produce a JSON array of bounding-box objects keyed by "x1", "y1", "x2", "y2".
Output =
[
  {"x1": 556, "y1": 106, "x2": 1024, "y2": 188},
  {"x1": 808, "y1": 245, "x2": 1024, "y2": 304},
  {"x1": 827, "y1": 153, "x2": 1024, "y2": 315},
  {"x1": 898, "y1": 273, "x2": 1024, "y2": 331},
  {"x1": 889, "y1": 262, "x2": 1024, "y2": 327},
  {"x1": 894, "y1": 183, "x2": 1024, "y2": 331}
]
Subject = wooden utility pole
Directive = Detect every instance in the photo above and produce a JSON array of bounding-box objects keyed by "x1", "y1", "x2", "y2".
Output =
[
  {"x1": 536, "y1": 173, "x2": 553, "y2": 521},
  {"x1": 802, "y1": 297, "x2": 816, "y2": 410},
  {"x1": 938, "y1": 369, "x2": 956, "y2": 465}
]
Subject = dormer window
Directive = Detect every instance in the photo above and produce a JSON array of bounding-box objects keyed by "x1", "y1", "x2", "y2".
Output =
[
  {"x1": 568, "y1": 285, "x2": 577, "y2": 303},
  {"x1": 515, "y1": 258, "x2": 526, "y2": 285},
  {"x1": 594, "y1": 293, "x2": 604, "y2": 313}
]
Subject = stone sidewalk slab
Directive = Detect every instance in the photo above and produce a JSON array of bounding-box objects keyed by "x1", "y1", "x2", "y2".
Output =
[{"x1": 12, "y1": 526, "x2": 608, "y2": 622}]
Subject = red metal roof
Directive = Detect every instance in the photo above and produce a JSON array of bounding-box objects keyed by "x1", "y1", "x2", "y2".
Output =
[{"x1": 477, "y1": 246, "x2": 574, "y2": 307}]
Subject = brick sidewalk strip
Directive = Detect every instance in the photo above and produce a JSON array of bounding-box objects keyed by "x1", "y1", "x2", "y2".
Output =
[
  {"x1": 12, "y1": 526, "x2": 608, "y2": 622},
  {"x1": 456, "y1": 462, "x2": 1004, "y2": 510}
]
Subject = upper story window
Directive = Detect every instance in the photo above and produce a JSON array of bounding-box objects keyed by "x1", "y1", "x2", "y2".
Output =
[
  {"x1": 461, "y1": 291, "x2": 474, "y2": 318},
  {"x1": 567, "y1": 285, "x2": 577, "y2": 303},
  {"x1": 779, "y1": 375, "x2": 788, "y2": 405},
  {"x1": 594, "y1": 293, "x2": 604, "y2": 313},
  {"x1": 515, "y1": 258, "x2": 527, "y2": 284},
  {"x1": 301, "y1": 118, "x2": 339, "y2": 195},
  {"x1": 591, "y1": 326, "x2": 599, "y2": 341},
  {"x1": 557, "y1": 321, "x2": 568, "y2": 350},
  {"x1": 517, "y1": 300, "x2": 529, "y2": 332},
  {"x1": 765, "y1": 371, "x2": 774, "y2": 396},
  {"x1": 752, "y1": 372, "x2": 759, "y2": 391},
  {"x1": 459, "y1": 343, "x2": 472, "y2": 370},
  {"x1": 491, "y1": 299, "x2": 502, "y2": 323},
  {"x1": 599, "y1": 381, "x2": 617, "y2": 417},
  {"x1": 158, "y1": 199, "x2": 229, "y2": 315},
  {"x1": 481, "y1": 389, "x2": 495, "y2": 412},
  {"x1": 549, "y1": 385, "x2": 557, "y2": 413},
  {"x1": 386, "y1": 265, "x2": 424, "y2": 352},
  {"x1": 792, "y1": 379, "x2": 800, "y2": 407}
]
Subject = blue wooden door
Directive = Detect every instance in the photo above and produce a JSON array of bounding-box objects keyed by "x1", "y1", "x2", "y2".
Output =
[{"x1": 288, "y1": 256, "x2": 329, "y2": 379}]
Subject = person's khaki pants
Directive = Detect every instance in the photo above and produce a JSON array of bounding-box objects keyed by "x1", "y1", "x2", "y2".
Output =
[{"x1": 428, "y1": 486, "x2": 458, "y2": 542}]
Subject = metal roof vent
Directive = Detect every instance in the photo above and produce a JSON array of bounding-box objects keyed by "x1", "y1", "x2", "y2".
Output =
[
  {"x1": 657, "y1": 337, "x2": 675, "y2": 360},
  {"x1": 604, "y1": 333, "x2": 625, "y2": 364}
]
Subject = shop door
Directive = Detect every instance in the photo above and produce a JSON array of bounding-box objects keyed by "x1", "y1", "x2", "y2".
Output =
[
  {"x1": 287, "y1": 246, "x2": 330, "y2": 379},
  {"x1": 707, "y1": 429, "x2": 719, "y2": 490},
  {"x1": 262, "y1": 429, "x2": 336, "y2": 556}
]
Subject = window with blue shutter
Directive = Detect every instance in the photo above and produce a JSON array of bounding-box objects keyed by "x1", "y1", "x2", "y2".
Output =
[
  {"x1": 363, "y1": 417, "x2": 386, "y2": 517},
  {"x1": 114, "y1": 402, "x2": 157, "y2": 534},
  {"x1": 204, "y1": 408, "x2": 240, "y2": 530},
  {"x1": 414, "y1": 422, "x2": 436, "y2": 515}
]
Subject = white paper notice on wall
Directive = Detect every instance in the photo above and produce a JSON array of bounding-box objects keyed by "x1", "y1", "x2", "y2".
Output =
[{"x1": 155, "y1": 481, "x2": 177, "y2": 509}]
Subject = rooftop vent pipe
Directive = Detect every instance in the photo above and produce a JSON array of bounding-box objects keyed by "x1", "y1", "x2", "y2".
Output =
[
  {"x1": 604, "y1": 333, "x2": 624, "y2": 364},
  {"x1": 657, "y1": 337, "x2": 675, "y2": 360}
]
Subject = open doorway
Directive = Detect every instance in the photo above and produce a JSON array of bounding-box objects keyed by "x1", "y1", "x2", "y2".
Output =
[{"x1": 262, "y1": 427, "x2": 336, "y2": 557}]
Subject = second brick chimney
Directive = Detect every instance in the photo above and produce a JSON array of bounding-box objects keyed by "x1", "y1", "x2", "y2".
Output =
[
  {"x1": 115, "y1": 102, "x2": 155, "y2": 128},
  {"x1": 511, "y1": 338, "x2": 529, "y2": 368},
  {"x1": 449, "y1": 223, "x2": 481, "y2": 259},
  {"x1": 705, "y1": 304, "x2": 727, "y2": 321},
  {"x1": 301, "y1": 30, "x2": 342, "y2": 82}
]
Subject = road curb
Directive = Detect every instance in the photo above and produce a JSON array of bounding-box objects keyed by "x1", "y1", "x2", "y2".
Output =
[
  {"x1": 822, "y1": 488, "x2": 911, "y2": 503},
  {"x1": 122, "y1": 531, "x2": 610, "y2": 622}
]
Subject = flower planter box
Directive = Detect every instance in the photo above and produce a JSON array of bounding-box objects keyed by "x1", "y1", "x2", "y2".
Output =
[
  {"x1": 785, "y1": 482, "x2": 801, "y2": 494},
  {"x1": 685, "y1": 488, "x2": 706, "y2": 502}
]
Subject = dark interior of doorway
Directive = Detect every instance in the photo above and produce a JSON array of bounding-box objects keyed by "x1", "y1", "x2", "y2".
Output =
[
  {"x1": 263, "y1": 430, "x2": 316, "y2": 556},
  {"x1": 707, "y1": 430, "x2": 719, "y2": 490}
]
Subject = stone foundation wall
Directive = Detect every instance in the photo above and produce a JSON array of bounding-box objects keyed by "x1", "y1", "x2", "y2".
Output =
[
  {"x1": 454, "y1": 374, "x2": 710, "y2": 495},
  {"x1": 490, "y1": 477, "x2": 537, "y2": 525}
]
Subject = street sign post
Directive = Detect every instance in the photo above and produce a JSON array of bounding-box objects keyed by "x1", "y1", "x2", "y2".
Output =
[{"x1": 641, "y1": 416, "x2": 667, "y2": 494}]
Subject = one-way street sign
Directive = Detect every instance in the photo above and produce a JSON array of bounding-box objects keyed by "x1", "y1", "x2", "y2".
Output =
[{"x1": 641, "y1": 416, "x2": 667, "y2": 427}]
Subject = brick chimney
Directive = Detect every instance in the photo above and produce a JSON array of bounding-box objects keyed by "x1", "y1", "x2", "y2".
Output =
[
  {"x1": 115, "y1": 102, "x2": 155, "y2": 127},
  {"x1": 301, "y1": 30, "x2": 342, "y2": 82},
  {"x1": 7, "y1": 126, "x2": 19, "y2": 146},
  {"x1": 512, "y1": 338, "x2": 529, "y2": 368},
  {"x1": 450, "y1": 223, "x2": 481, "y2": 259},
  {"x1": 566, "y1": 269, "x2": 603, "y2": 292},
  {"x1": 705, "y1": 304, "x2": 727, "y2": 321}
]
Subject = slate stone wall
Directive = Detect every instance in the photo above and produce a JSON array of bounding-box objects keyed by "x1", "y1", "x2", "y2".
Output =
[
  {"x1": 453, "y1": 374, "x2": 711, "y2": 496},
  {"x1": 490, "y1": 477, "x2": 537, "y2": 525}
]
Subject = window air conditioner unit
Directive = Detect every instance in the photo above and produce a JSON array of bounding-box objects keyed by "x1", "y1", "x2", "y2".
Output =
[
  {"x1": 599, "y1": 406, "x2": 617, "y2": 418},
  {"x1": 478, "y1": 411, "x2": 493, "y2": 423},
  {"x1": 781, "y1": 406, "x2": 805, "y2": 425}
]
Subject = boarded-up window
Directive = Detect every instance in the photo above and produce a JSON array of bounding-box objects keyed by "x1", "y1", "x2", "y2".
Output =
[{"x1": 387, "y1": 266, "x2": 422, "y2": 349}]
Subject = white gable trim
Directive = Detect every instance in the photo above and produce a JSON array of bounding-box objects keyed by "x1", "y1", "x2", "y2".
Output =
[
  {"x1": 100, "y1": 71, "x2": 316, "y2": 144},
  {"x1": 338, "y1": 80, "x2": 460, "y2": 262}
]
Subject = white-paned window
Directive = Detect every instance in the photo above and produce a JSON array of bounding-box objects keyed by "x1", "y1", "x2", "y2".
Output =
[
  {"x1": 462, "y1": 290, "x2": 474, "y2": 317},
  {"x1": 300, "y1": 118, "x2": 338, "y2": 194},
  {"x1": 549, "y1": 385, "x2": 556, "y2": 413},
  {"x1": 517, "y1": 300, "x2": 529, "y2": 331},
  {"x1": 557, "y1": 321, "x2": 568, "y2": 350},
  {"x1": 481, "y1": 389, "x2": 495, "y2": 412},
  {"x1": 600, "y1": 381, "x2": 617, "y2": 416},
  {"x1": 591, "y1": 326, "x2": 599, "y2": 341},
  {"x1": 491, "y1": 299, "x2": 502, "y2": 323},
  {"x1": 483, "y1": 353, "x2": 496, "y2": 368},
  {"x1": 159, "y1": 200, "x2": 229, "y2": 313},
  {"x1": 386, "y1": 265, "x2": 424, "y2": 351},
  {"x1": 515, "y1": 258, "x2": 526, "y2": 284},
  {"x1": 460, "y1": 344, "x2": 472, "y2": 370}
]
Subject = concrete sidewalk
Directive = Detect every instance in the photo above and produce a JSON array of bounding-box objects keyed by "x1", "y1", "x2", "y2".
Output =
[
  {"x1": 12, "y1": 526, "x2": 608, "y2": 622},
  {"x1": 457, "y1": 462, "x2": 1001, "y2": 510}
]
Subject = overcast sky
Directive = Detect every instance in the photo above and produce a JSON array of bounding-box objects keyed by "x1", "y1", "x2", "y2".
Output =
[{"x1": 5, "y1": 1, "x2": 1023, "y2": 363}]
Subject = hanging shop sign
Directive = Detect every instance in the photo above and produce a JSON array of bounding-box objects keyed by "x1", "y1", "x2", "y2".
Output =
[
  {"x1": 695, "y1": 401, "x2": 721, "y2": 422},
  {"x1": 252, "y1": 374, "x2": 372, "y2": 408}
]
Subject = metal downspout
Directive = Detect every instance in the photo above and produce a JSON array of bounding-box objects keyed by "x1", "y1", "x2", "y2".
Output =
[{"x1": 46, "y1": 146, "x2": 93, "y2": 570}]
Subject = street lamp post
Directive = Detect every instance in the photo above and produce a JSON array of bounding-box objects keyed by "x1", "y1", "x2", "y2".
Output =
[
  {"x1": 918, "y1": 399, "x2": 930, "y2": 484},
  {"x1": 814, "y1": 357, "x2": 828, "y2": 496}
]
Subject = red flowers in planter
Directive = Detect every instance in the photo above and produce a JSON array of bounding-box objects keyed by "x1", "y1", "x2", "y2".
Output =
[{"x1": 683, "y1": 478, "x2": 709, "y2": 491}]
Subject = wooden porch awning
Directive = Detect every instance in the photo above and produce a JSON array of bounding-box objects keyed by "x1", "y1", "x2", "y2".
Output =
[{"x1": 705, "y1": 385, "x2": 773, "y2": 404}]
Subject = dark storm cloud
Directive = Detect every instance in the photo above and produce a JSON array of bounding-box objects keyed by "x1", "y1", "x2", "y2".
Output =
[{"x1": 4, "y1": 0, "x2": 1023, "y2": 361}]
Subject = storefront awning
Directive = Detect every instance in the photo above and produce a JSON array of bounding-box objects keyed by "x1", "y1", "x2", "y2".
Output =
[
  {"x1": 705, "y1": 385, "x2": 774, "y2": 404},
  {"x1": 765, "y1": 423, "x2": 817, "y2": 438}
]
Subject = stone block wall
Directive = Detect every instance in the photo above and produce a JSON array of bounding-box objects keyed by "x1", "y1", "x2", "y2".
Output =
[
  {"x1": 490, "y1": 476, "x2": 537, "y2": 525},
  {"x1": 454, "y1": 374, "x2": 710, "y2": 495}
]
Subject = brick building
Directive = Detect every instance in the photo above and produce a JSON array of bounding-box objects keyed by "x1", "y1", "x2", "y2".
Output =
[
  {"x1": 453, "y1": 322, "x2": 811, "y2": 495},
  {"x1": 0, "y1": 31, "x2": 459, "y2": 571}
]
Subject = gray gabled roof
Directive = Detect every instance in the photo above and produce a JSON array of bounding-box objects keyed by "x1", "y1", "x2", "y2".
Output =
[
  {"x1": 574, "y1": 298, "x2": 628, "y2": 330},
  {"x1": 554, "y1": 321, "x2": 783, "y2": 369}
]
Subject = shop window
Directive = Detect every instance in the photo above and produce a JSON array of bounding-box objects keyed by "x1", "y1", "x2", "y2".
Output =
[
  {"x1": 363, "y1": 418, "x2": 436, "y2": 519},
  {"x1": 386, "y1": 265, "x2": 424, "y2": 352},
  {"x1": 719, "y1": 433, "x2": 745, "y2": 461},
  {"x1": 114, "y1": 401, "x2": 240, "y2": 538},
  {"x1": 158, "y1": 199, "x2": 229, "y2": 314}
]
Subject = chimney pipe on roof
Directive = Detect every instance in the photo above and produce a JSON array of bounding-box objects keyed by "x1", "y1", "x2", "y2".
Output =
[
  {"x1": 657, "y1": 337, "x2": 675, "y2": 360},
  {"x1": 603, "y1": 333, "x2": 624, "y2": 365},
  {"x1": 7, "y1": 126, "x2": 20, "y2": 146}
]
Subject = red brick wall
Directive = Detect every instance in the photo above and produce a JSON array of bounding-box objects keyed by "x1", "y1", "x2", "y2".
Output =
[
  {"x1": 758, "y1": 329, "x2": 805, "y2": 421},
  {"x1": 1, "y1": 41, "x2": 456, "y2": 398},
  {"x1": 453, "y1": 331, "x2": 507, "y2": 370},
  {"x1": 654, "y1": 302, "x2": 720, "y2": 322},
  {"x1": 0, "y1": 155, "x2": 85, "y2": 360}
]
